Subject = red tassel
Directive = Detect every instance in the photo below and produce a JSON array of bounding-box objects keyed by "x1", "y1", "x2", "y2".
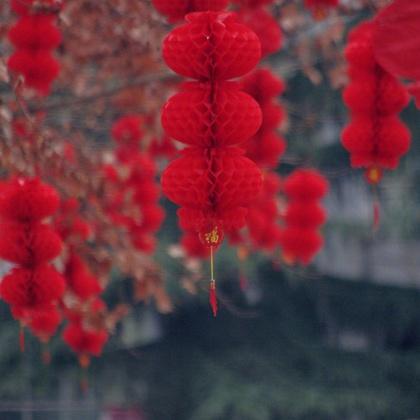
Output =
[
  {"x1": 19, "y1": 325, "x2": 25, "y2": 353},
  {"x1": 209, "y1": 280, "x2": 218, "y2": 317},
  {"x1": 373, "y1": 199, "x2": 380, "y2": 232}
]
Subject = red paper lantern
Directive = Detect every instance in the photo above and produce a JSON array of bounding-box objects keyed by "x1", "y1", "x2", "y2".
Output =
[
  {"x1": 163, "y1": 12, "x2": 261, "y2": 81},
  {"x1": 0, "y1": 177, "x2": 59, "y2": 223},
  {"x1": 0, "y1": 265, "x2": 65, "y2": 309},
  {"x1": 8, "y1": 15, "x2": 61, "y2": 50},
  {"x1": 8, "y1": 51, "x2": 60, "y2": 95},
  {"x1": 162, "y1": 82, "x2": 262, "y2": 147},
  {"x1": 0, "y1": 222, "x2": 62, "y2": 267},
  {"x1": 162, "y1": 147, "x2": 262, "y2": 216}
]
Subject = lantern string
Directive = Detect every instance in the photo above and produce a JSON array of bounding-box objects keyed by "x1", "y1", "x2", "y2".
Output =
[{"x1": 209, "y1": 246, "x2": 218, "y2": 317}]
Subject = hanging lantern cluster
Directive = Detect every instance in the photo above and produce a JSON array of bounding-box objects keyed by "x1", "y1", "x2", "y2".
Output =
[
  {"x1": 152, "y1": 0, "x2": 228, "y2": 22},
  {"x1": 160, "y1": 11, "x2": 263, "y2": 314},
  {"x1": 107, "y1": 115, "x2": 165, "y2": 254},
  {"x1": 7, "y1": 0, "x2": 62, "y2": 95},
  {"x1": 0, "y1": 178, "x2": 65, "y2": 349},
  {"x1": 281, "y1": 169, "x2": 328, "y2": 265},
  {"x1": 342, "y1": 21, "x2": 411, "y2": 187},
  {"x1": 234, "y1": 0, "x2": 282, "y2": 58}
]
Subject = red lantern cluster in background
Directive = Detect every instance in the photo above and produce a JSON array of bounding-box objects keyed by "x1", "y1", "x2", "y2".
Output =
[
  {"x1": 341, "y1": 21, "x2": 411, "y2": 186},
  {"x1": 7, "y1": 0, "x2": 62, "y2": 95},
  {"x1": 227, "y1": 73, "x2": 286, "y2": 252},
  {"x1": 161, "y1": 11, "x2": 263, "y2": 314},
  {"x1": 281, "y1": 169, "x2": 328, "y2": 265},
  {"x1": 56, "y1": 198, "x2": 109, "y2": 366},
  {"x1": 0, "y1": 178, "x2": 65, "y2": 349},
  {"x1": 106, "y1": 115, "x2": 165, "y2": 254}
]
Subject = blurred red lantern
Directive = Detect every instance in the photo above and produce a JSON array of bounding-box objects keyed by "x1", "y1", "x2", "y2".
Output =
[
  {"x1": 341, "y1": 21, "x2": 410, "y2": 185},
  {"x1": 281, "y1": 169, "x2": 328, "y2": 265}
]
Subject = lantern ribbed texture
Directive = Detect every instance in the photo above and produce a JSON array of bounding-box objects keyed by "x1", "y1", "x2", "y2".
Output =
[{"x1": 108, "y1": 115, "x2": 165, "y2": 254}]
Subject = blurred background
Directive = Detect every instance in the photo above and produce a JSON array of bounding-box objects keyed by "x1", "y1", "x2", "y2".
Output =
[{"x1": 1, "y1": 0, "x2": 420, "y2": 419}]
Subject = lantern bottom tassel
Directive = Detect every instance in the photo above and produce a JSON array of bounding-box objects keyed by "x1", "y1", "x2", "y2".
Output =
[{"x1": 209, "y1": 280, "x2": 217, "y2": 317}]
